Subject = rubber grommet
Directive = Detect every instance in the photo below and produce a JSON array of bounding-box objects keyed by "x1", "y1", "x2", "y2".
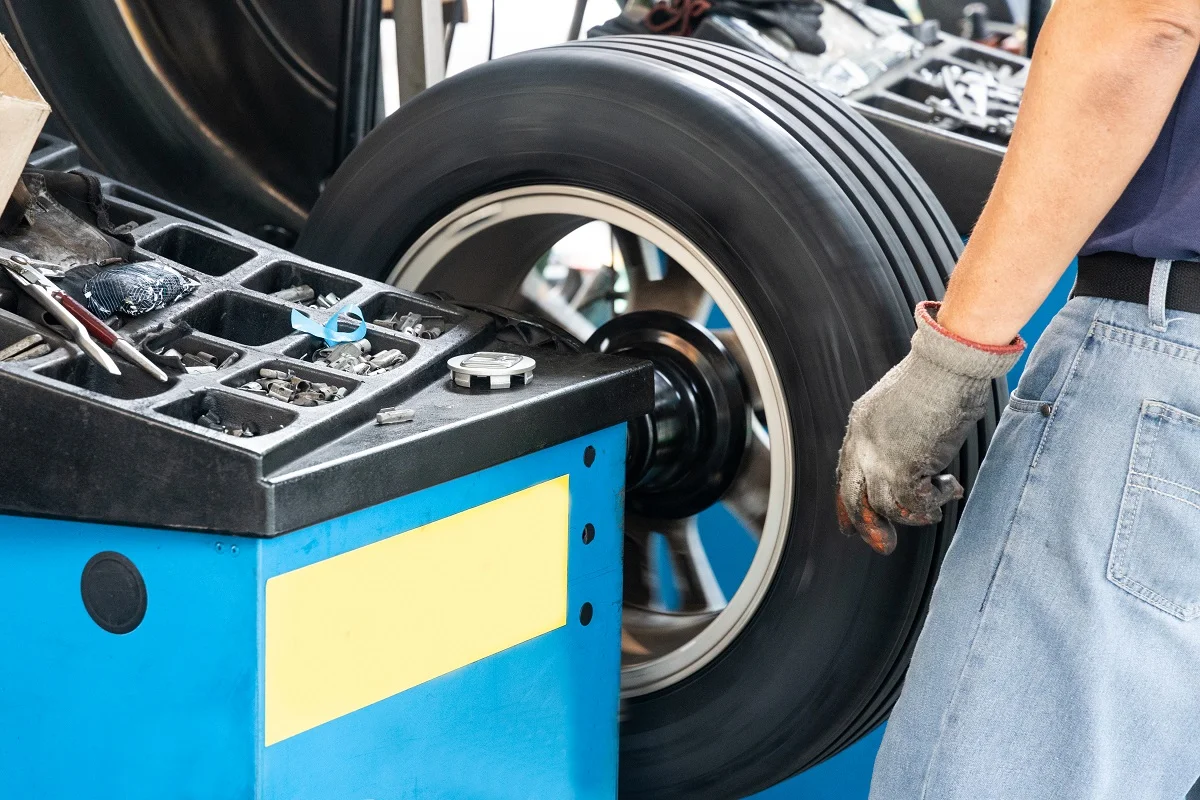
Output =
[{"x1": 81, "y1": 551, "x2": 147, "y2": 635}]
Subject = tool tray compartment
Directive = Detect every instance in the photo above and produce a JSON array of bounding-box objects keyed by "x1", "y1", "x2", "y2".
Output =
[
  {"x1": 845, "y1": 38, "x2": 1028, "y2": 234},
  {"x1": 0, "y1": 137, "x2": 653, "y2": 535}
]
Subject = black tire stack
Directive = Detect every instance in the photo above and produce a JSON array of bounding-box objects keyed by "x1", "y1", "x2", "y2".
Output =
[{"x1": 298, "y1": 37, "x2": 1004, "y2": 799}]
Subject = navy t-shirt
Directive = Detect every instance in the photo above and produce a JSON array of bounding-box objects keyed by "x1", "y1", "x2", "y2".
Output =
[{"x1": 1083, "y1": 58, "x2": 1200, "y2": 260}]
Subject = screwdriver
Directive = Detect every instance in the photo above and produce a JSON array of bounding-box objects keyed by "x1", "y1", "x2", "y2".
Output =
[
  {"x1": 2, "y1": 257, "x2": 121, "y2": 376},
  {"x1": 51, "y1": 290, "x2": 169, "y2": 382},
  {"x1": 1, "y1": 252, "x2": 167, "y2": 382}
]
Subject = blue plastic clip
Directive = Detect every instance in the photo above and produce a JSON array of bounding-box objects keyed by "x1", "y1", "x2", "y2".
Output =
[{"x1": 290, "y1": 304, "x2": 367, "y2": 347}]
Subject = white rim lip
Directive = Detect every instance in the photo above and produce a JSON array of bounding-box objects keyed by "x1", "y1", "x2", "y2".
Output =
[{"x1": 393, "y1": 185, "x2": 794, "y2": 697}]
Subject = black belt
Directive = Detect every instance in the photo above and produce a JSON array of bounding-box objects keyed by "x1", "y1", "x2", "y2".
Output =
[{"x1": 1075, "y1": 251, "x2": 1200, "y2": 313}]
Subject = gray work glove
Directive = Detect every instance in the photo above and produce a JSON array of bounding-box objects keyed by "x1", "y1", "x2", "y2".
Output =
[{"x1": 836, "y1": 302, "x2": 1023, "y2": 555}]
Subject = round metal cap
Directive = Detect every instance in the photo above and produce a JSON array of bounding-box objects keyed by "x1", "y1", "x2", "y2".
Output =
[{"x1": 448, "y1": 351, "x2": 536, "y2": 389}]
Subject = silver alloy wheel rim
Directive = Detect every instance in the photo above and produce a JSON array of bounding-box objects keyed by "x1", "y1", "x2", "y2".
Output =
[{"x1": 391, "y1": 185, "x2": 794, "y2": 696}]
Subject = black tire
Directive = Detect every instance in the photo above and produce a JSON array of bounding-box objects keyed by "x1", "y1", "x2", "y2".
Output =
[
  {"x1": 298, "y1": 38, "x2": 1001, "y2": 799},
  {"x1": 0, "y1": 0, "x2": 343, "y2": 237}
]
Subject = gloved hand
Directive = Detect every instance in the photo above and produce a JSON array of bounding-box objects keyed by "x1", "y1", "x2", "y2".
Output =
[{"x1": 836, "y1": 302, "x2": 1023, "y2": 555}]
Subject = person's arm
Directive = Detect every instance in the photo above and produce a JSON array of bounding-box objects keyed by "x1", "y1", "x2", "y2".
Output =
[
  {"x1": 836, "y1": 0, "x2": 1200, "y2": 555},
  {"x1": 939, "y1": 0, "x2": 1200, "y2": 345}
]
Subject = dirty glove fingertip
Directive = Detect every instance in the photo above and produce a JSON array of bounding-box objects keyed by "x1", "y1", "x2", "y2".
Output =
[
  {"x1": 835, "y1": 491, "x2": 857, "y2": 537},
  {"x1": 857, "y1": 491, "x2": 898, "y2": 556}
]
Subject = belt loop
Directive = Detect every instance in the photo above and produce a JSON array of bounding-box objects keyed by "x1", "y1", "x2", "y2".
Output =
[{"x1": 1149, "y1": 258, "x2": 1172, "y2": 330}]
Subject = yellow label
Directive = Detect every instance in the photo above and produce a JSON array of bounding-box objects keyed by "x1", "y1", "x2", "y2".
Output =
[{"x1": 264, "y1": 476, "x2": 570, "y2": 746}]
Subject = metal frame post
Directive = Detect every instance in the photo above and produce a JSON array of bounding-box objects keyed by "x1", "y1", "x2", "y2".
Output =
[{"x1": 394, "y1": 0, "x2": 447, "y2": 105}]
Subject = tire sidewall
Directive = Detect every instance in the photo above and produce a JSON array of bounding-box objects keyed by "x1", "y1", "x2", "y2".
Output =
[{"x1": 300, "y1": 46, "x2": 944, "y2": 798}]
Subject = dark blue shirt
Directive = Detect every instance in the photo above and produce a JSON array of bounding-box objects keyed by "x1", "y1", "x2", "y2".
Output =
[{"x1": 1083, "y1": 60, "x2": 1200, "y2": 259}]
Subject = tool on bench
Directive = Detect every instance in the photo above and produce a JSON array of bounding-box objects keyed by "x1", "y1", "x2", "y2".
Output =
[
  {"x1": 0, "y1": 333, "x2": 48, "y2": 362},
  {"x1": 1, "y1": 250, "x2": 168, "y2": 382},
  {"x1": 1, "y1": 250, "x2": 120, "y2": 376}
]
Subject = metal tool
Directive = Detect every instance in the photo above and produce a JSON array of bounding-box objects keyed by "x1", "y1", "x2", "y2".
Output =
[
  {"x1": 7, "y1": 343, "x2": 50, "y2": 361},
  {"x1": 49, "y1": 292, "x2": 169, "y2": 382},
  {"x1": 270, "y1": 284, "x2": 317, "y2": 304},
  {"x1": 966, "y1": 81, "x2": 990, "y2": 117},
  {"x1": 1, "y1": 251, "x2": 168, "y2": 382},
  {"x1": 0, "y1": 333, "x2": 45, "y2": 362},
  {"x1": 375, "y1": 407, "x2": 415, "y2": 425},
  {"x1": 930, "y1": 62, "x2": 1022, "y2": 134},
  {"x1": 941, "y1": 65, "x2": 975, "y2": 116},
  {"x1": 924, "y1": 97, "x2": 1014, "y2": 137},
  {"x1": 239, "y1": 366, "x2": 347, "y2": 407},
  {"x1": 1, "y1": 253, "x2": 121, "y2": 376}
]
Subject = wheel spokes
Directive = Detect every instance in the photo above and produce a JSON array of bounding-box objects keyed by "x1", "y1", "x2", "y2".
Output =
[
  {"x1": 622, "y1": 606, "x2": 720, "y2": 664},
  {"x1": 662, "y1": 516, "x2": 727, "y2": 613},
  {"x1": 721, "y1": 417, "x2": 770, "y2": 541},
  {"x1": 626, "y1": 513, "x2": 727, "y2": 614},
  {"x1": 624, "y1": 239, "x2": 713, "y2": 322},
  {"x1": 519, "y1": 269, "x2": 598, "y2": 340},
  {"x1": 713, "y1": 327, "x2": 762, "y2": 412},
  {"x1": 623, "y1": 524, "x2": 656, "y2": 608}
]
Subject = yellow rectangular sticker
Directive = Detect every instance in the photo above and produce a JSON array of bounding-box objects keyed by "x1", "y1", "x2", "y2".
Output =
[{"x1": 265, "y1": 475, "x2": 570, "y2": 746}]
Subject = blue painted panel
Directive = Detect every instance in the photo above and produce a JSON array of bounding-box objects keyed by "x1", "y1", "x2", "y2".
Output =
[
  {"x1": 1010, "y1": 260, "x2": 1077, "y2": 383},
  {"x1": 0, "y1": 517, "x2": 258, "y2": 799},
  {"x1": 0, "y1": 427, "x2": 625, "y2": 799},
  {"x1": 696, "y1": 502, "x2": 756, "y2": 599},
  {"x1": 260, "y1": 426, "x2": 626, "y2": 800},
  {"x1": 753, "y1": 728, "x2": 886, "y2": 799}
]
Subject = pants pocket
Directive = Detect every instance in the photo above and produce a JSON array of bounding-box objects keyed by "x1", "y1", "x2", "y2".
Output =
[{"x1": 1109, "y1": 400, "x2": 1200, "y2": 621}]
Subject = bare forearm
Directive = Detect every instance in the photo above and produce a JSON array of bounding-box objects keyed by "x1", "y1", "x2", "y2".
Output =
[{"x1": 938, "y1": 0, "x2": 1200, "y2": 346}]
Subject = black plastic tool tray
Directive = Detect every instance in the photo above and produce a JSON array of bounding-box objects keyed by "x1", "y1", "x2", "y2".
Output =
[
  {"x1": 0, "y1": 137, "x2": 653, "y2": 535},
  {"x1": 845, "y1": 36, "x2": 1028, "y2": 236}
]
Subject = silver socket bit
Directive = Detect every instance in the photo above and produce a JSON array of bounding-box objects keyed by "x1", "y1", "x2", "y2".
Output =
[
  {"x1": 328, "y1": 342, "x2": 367, "y2": 362},
  {"x1": 370, "y1": 349, "x2": 405, "y2": 369},
  {"x1": 7, "y1": 343, "x2": 51, "y2": 362},
  {"x1": 268, "y1": 384, "x2": 295, "y2": 403},
  {"x1": 0, "y1": 333, "x2": 44, "y2": 361},
  {"x1": 272, "y1": 284, "x2": 316, "y2": 304},
  {"x1": 376, "y1": 407, "x2": 415, "y2": 425},
  {"x1": 181, "y1": 352, "x2": 214, "y2": 368}
]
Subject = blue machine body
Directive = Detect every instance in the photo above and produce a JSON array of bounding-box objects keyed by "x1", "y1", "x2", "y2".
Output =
[{"x1": 0, "y1": 426, "x2": 625, "y2": 800}]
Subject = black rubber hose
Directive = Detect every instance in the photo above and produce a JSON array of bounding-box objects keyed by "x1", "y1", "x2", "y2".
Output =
[{"x1": 333, "y1": 0, "x2": 382, "y2": 168}]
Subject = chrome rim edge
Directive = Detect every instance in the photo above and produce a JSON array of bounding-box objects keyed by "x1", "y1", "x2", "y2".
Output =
[{"x1": 392, "y1": 185, "x2": 794, "y2": 697}]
